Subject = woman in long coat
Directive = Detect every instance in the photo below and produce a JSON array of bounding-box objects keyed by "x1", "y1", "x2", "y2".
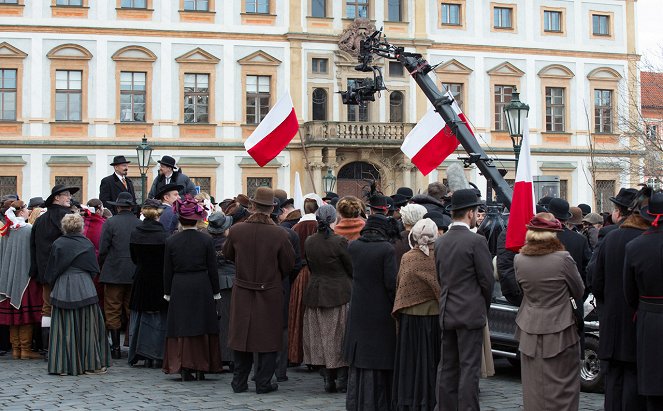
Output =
[
  {"x1": 343, "y1": 214, "x2": 398, "y2": 411},
  {"x1": 128, "y1": 199, "x2": 168, "y2": 367},
  {"x1": 391, "y1": 218, "x2": 441, "y2": 410},
  {"x1": 303, "y1": 204, "x2": 353, "y2": 393},
  {"x1": 162, "y1": 196, "x2": 222, "y2": 381},
  {"x1": 514, "y1": 212, "x2": 585, "y2": 411}
]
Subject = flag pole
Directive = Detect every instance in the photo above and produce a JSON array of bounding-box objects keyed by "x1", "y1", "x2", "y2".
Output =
[{"x1": 297, "y1": 129, "x2": 317, "y2": 193}]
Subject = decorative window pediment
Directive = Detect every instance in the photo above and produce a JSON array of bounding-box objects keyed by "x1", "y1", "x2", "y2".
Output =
[
  {"x1": 0, "y1": 42, "x2": 27, "y2": 59},
  {"x1": 175, "y1": 47, "x2": 220, "y2": 64},
  {"x1": 487, "y1": 61, "x2": 525, "y2": 77},
  {"x1": 587, "y1": 67, "x2": 621, "y2": 81},
  {"x1": 112, "y1": 45, "x2": 157, "y2": 62},
  {"x1": 538, "y1": 64, "x2": 574, "y2": 79},
  {"x1": 434, "y1": 58, "x2": 473, "y2": 75},
  {"x1": 238, "y1": 50, "x2": 281, "y2": 66},
  {"x1": 47, "y1": 44, "x2": 92, "y2": 61}
]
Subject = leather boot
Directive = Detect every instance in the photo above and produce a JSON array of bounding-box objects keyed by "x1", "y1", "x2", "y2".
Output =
[
  {"x1": 110, "y1": 329, "x2": 121, "y2": 359},
  {"x1": 19, "y1": 326, "x2": 42, "y2": 359},
  {"x1": 9, "y1": 326, "x2": 20, "y2": 359},
  {"x1": 321, "y1": 367, "x2": 336, "y2": 393},
  {"x1": 41, "y1": 327, "x2": 50, "y2": 362},
  {"x1": 181, "y1": 368, "x2": 195, "y2": 382},
  {"x1": 336, "y1": 367, "x2": 348, "y2": 393}
]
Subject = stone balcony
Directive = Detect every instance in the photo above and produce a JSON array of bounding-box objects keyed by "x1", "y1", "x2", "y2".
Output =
[{"x1": 302, "y1": 121, "x2": 415, "y2": 146}]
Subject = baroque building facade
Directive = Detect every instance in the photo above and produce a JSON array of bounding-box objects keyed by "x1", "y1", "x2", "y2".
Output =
[{"x1": 0, "y1": 0, "x2": 641, "y2": 211}]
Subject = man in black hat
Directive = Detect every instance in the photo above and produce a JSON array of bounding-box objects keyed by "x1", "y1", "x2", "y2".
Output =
[
  {"x1": 434, "y1": 189, "x2": 494, "y2": 411},
  {"x1": 27, "y1": 197, "x2": 45, "y2": 210},
  {"x1": 147, "y1": 155, "x2": 196, "y2": 199},
  {"x1": 98, "y1": 192, "x2": 142, "y2": 359},
  {"x1": 367, "y1": 195, "x2": 389, "y2": 216},
  {"x1": 154, "y1": 183, "x2": 183, "y2": 234},
  {"x1": 29, "y1": 184, "x2": 78, "y2": 354},
  {"x1": 99, "y1": 155, "x2": 136, "y2": 215},
  {"x1": 322, "y1": 192, "x2": 338, "y2": 204}
]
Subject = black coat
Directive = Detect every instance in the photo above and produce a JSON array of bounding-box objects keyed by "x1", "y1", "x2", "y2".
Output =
[
  {"x1": 29, "y1": 204, "x2": 72, "y2": 283},
  {"x1": 587, "y1": 221, "x2": 622, "y2": 289},
  {"x1": 496, "y1": 228, "x2": 522, "y2": 306},
  {"x1": 129, "y1": 219, "x2": 168, "y2": 312},
  {"x1": 99, "y1": 211, "x2": 142, "y2": 284},
  {"x1": 343, "y1": 232, "x2": 397, "y2": 370},
  {"x1": 99, "y1": 174, "x2": 136, "y2": 215},
  {"x1": 592, "y1": 217, "x2": 648, "y2": 362},
  {"x1": 556, "y1": 228, "x2": 591, "y2": 298},
  {"x1": 164, "y1": 229, "x2": 220, "y2": 338},
  {"x1": 147, "y1": 170, "x2": 196, "y2": 199},
  {"x1": 303, "y1": 231, "x2": 353, "y2": 308}
]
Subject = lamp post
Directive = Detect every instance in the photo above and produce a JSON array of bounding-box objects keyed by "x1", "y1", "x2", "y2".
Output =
[
  {"x1": 504, "y1": 87, "x2": 530, "y2": 170},
  {"x1": 135, "y1": 135, "x2": 153, "y2": 203},
  {"x1": 322, "y1": 168, "x2": 337, "y2": 194}
]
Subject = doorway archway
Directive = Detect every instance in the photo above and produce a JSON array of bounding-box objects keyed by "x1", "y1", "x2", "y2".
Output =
[{"x1": 336, "y1": 161, "x2": 381, "y2": 200}]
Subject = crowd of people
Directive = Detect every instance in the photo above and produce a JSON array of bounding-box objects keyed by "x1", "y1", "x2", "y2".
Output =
[{"x1": 1, "y1": 153, "x2": 662, "y2": 411}]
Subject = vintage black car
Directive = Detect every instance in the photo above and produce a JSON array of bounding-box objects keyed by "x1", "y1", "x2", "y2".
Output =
[{"x1": 488, "y1": 293, "x2": 603, "y2": 393}]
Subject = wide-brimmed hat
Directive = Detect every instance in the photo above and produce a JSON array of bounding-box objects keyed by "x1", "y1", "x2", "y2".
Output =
[
  {"x1": 640, "y1": 193, "x2": 663, "y2": 226},
  {"x1": 610, "y1": 188, "x2": 638, "y2": 208},
  {"x1": 537, "y1": 196, "x2": 554, "y2": 211},
  {"x1": 526, "y1": 214, "x2": 563, "y2": 232},
  {"x1": 322, "y1": 191, "x2": 338, "y2": 201},
  {"x1": 568, "y1": 207, "x2": 583, "y2": 225},
  {"x1": 107, "y1": 192, "x2": 137, "y2": 207},
  {"x1": 154, "y1": 183, "x2": 183, "y2": 200},
  {"x1": 45, "y1": 184, "x2": 79, "y2": 206},
  {"x1": 28, "y1": 197, "x2": 45, "y2": 209},
  {"x1": 236, "y1": 194, "x2": 251, "y2": 208},
  {"x1": 207, "y1": 212, "x2": 233, "y2": 234},
  {"x1": 274, "y1": 189, "x2": 288, "y2": 204},
  {"x1": 391, "y1": 187, "x2": 413, "y2": 207},
  {"x1": 424, "y1": 211, "x2": 451, "y2": 232},
  {"x1": 251, "y1": 187, "x2": 275, "y2": 207},
  {"x1": 448, "y1": 189, "x2": 484, "y2": 211},
  {"x1": 368, "y1": 195, "x2": 389, "y2": 211},
  {"x1": 577, "y1": 203, "x2": 591, "y2": 216},
  {"x1": 548, "y1": 198, "x2": 573, "y2": 220},
  {"x1": 110, "y1": 155, "x2": 131, "y2": 166},
  {"x1": 157, "y1": 155, "x2": 178, "y2": 170},
  {"x1": 385, "y1": 196, "x2": 396, "y2": 212},
  {"x1": 582, "y1": 212, "x2": 603, "y2": 225}
]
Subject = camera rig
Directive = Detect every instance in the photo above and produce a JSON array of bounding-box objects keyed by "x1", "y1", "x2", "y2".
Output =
[{"x1": 340, "y1": 29, "x2": 514, "y2": 209}]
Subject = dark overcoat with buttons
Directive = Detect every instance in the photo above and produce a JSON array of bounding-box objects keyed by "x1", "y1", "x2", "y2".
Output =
[{"x1": 99, "y1": 174, "x2": 136, "y2": 215}]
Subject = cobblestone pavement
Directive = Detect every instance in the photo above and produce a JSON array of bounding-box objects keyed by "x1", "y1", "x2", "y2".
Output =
[{"x1": 0, "y1": 354, "x2": 604, "y2": 410}]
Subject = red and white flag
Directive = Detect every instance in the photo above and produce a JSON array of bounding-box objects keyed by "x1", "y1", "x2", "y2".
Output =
[
  {"x1": 505, "y1": 119, "x2": 536, "y2": 252},
  {"x1": 244, "y1": 92, "x2": 299, "y2": 167},
  {"x1": 400, "y1": 92, "x2": 473, "y2": 176}
]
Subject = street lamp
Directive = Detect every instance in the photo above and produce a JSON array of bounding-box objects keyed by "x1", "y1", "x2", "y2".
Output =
[
  {"x1": 322, "y1": 168, "x2": 337, "y2": 193},
  {"x1": 504, "y1": 87, "x2": 530, "y2": 169},
  {"x1": 135, "y1": 135, "x2": 153, "y2": 203}
]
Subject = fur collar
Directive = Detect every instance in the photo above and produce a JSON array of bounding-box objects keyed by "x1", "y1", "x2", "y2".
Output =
[
  {"x1": 620, "y1": 214, "x2": 650, "y2": 231},
  {"x1": 520, "y1": 238, "x2": 565, "y2": 256},
  {"x1": 244, "y1": 212, "x2": 275, "y2": 225}
]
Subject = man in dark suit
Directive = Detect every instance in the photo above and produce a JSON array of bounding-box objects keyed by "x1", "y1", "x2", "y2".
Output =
[
  {"x1": 99, "y1": 155, "x2": 136, "y2": 215},
  {"x1": 147, "y1": 155, "x2": 196, "y2": 199},
  {"x1": 434, "y1": 189, "x2": 494, "y2": 411}
]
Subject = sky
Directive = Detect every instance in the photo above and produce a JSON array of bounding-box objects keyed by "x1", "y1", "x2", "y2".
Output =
[{"x1": 637, "y1": 0, "x2": 663, "y2": 69}]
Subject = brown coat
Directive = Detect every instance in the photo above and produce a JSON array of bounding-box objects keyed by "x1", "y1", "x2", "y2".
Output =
[{"x1": 223, "y1": 213, "x2": 295, "y2": 352}]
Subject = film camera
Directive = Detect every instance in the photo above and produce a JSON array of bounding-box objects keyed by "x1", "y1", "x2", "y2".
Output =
[{"x1": 339, "y1": 33, "x2": 388, "y2": 106}]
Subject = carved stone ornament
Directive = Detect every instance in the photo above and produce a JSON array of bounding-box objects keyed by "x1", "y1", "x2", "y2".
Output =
[{"x1": 338, "y1": 19, "x2": 377, "y2": 57}]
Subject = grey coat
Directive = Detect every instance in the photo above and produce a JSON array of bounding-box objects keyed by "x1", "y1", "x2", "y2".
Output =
[{"x1": 98, "y1": 210, "x2": 141, "y2": 284}]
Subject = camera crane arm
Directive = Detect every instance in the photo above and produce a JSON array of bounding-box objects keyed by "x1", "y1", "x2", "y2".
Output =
[{"x1": 353, "y1": 30, "x2": 514, "y2": 208}]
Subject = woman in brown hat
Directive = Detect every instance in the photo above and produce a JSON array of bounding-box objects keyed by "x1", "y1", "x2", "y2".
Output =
[
  {"x1": 162, "y1": 195, "x2": 222, "y2": 381},
  {"x1": 514, "y1": 212, "x2": 585, "y2": 410}
]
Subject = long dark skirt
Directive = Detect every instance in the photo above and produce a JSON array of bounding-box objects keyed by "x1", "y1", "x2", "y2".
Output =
[
  {"x1": 128, "y1": 310, "x2": 167, "y2": 364},
  {"x1": 48, "y1": 304, "x2": 111, "y2": 376},
  {"x1": 162, "y1": 334, "x2": 223, "y2": 375},
  {"x1": 218, "y1": 289, "x2": 233, "y2": 364},
  {"x1": 288, "y1": 266, "x2": 310, "y2": 364},
  {"x1": 346, "y1": 366, "x2": 393, "y2": 411},
  {"x1": 392, "y1": 314, "x2": 440, "y2": 411}
]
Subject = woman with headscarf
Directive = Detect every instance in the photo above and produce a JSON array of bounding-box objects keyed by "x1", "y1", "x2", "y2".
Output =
[
  {"x1": 344, "y1": 214, "x2": 398, "y2": 411},
  {"x1": 302, "y1": 204, "x2": 353, "y2": 393},
  {"x1": 333, "y1": 196, "x2": 366, "y2": 242},
  {"x1": 162, "y1": 195, "x2": 222, "y2": 381},
  {"x1": 391, "y1": 218, "x2": 441, "y2": 410},
  {"x1": 0, "y1": 200, "x2": 43, "y2": 360},
  {"x1": 128, "y1": 199, "x2": 168, "y2": 368},
  {"x1": 46, "y1": 213, "x2": 110, "y2": 375},
  {"x1": 289, "y1": 193, "x2": 323, "y2": 365},
  {"x1": 392, "y1": 203, "x2": 428, "y2": 270},
  {"x1": 515, "y1": 212, "x2": 584, "y2": 411}
]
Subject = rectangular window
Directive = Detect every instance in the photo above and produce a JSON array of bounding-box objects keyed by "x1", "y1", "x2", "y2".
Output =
[
  {"x1": 596, "y1": 180, "x2": 615, "y2": 213},
  {"x1": 311, "y1": 0, "x2": 325, "y2": 17},
  {"x1": 55, "y1": 70, "x2": 82, "y2": 122},
  {"x1": 54, "y1": 176, "x2": 83, "y2": 202},
  {"x1": 346, "y1": 0, "x2": 368, "y2": 19},
  {"x1": 312, "y1": 88, "x2": 328, "y2": 121},
  {"x1": 442, "y1": 82, "x2": 463, "y2": 110},
  {"x1": 190, "y1": 177, "x2": 211, "y2": 195},
  {"x1": 388, "y1": 61, "x2": 404, "y2": 77},
  {"x1": 0, "y1": 69, "x2": 17, "y2": 121},
  {"x1": 647, "y1": 124, "x2": 659, "y2": 140},
  {"x1": 183, "y1": 0, "x2": 209, "y2": 11},
  {"x1": 311, "y1": 58, "x2": 328, "y2": 74},
  {"x1": 246, "y1": 75, "x2": 270, "y2": 124},
  {"x1": 347, "y1": 78, "x2": 369, "y2": 122},
  {"x1": 493, "y1": 7, "x2": 513, "y2": 29},
  {"x1": 0, "y1": 0, "x2": 19, "y2": 4},
  {"x1": 245, "y1": 0, "x2": 269, "y2": 14},
  {"x1": 494, "y1": 85, "x2": 514, "y2": 131},
  {"x1": 544, "y1": 10, "x2": 561, "y2": 32},
  {"x1": 247, "y1": 177, "x2": 272, "y2": 198},
  {"x1": 387, "y1": 0, "x2": 401, "y2": 22},
  {"x1": 0, "y1": 176, "x2": 17, "y2": 198},
  {"x1": 120, "y1": 72, "x2": 146, "y2": 123},
  {"x1": 545, "y1": 87, "x2": 565, "y2": 132},
  {"x1": 441, "y1": 3, "x2": 461, "y2": 25},
  {"x1": 594, "y1": 89, "x2": 613, "y2": 133},
  {"x1": 592, "y1": 14, "x2": 610, "y2": 36},
  {"x1": 121, "y1": 0, "x2": 147, "y2": 8},
  {"x1": 56, "y1": 0, "x2": 83, "y2": 5},
  {"x1": 183, "y1": 73, "x2": 209, "y2": 123}
]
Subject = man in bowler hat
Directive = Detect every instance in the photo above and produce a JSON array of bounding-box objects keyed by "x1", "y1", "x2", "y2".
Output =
[
  {"x1": 434, "y1": 189, "x2": 494, "y2": 411},
  {"x1": 99, "y1": 155, "x2": 136, "y2": 215},
  {"x1": 147, "y1": 155, "x2": 196, "y2": 199}
]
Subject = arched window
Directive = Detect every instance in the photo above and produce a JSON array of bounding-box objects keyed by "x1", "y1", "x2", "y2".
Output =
[
  {"x1": 389, "y1": 91, "x2": 404, "y2": 122},
  {"x1": 312, "y1": 88, "x2": 327, "y2": 121}
]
